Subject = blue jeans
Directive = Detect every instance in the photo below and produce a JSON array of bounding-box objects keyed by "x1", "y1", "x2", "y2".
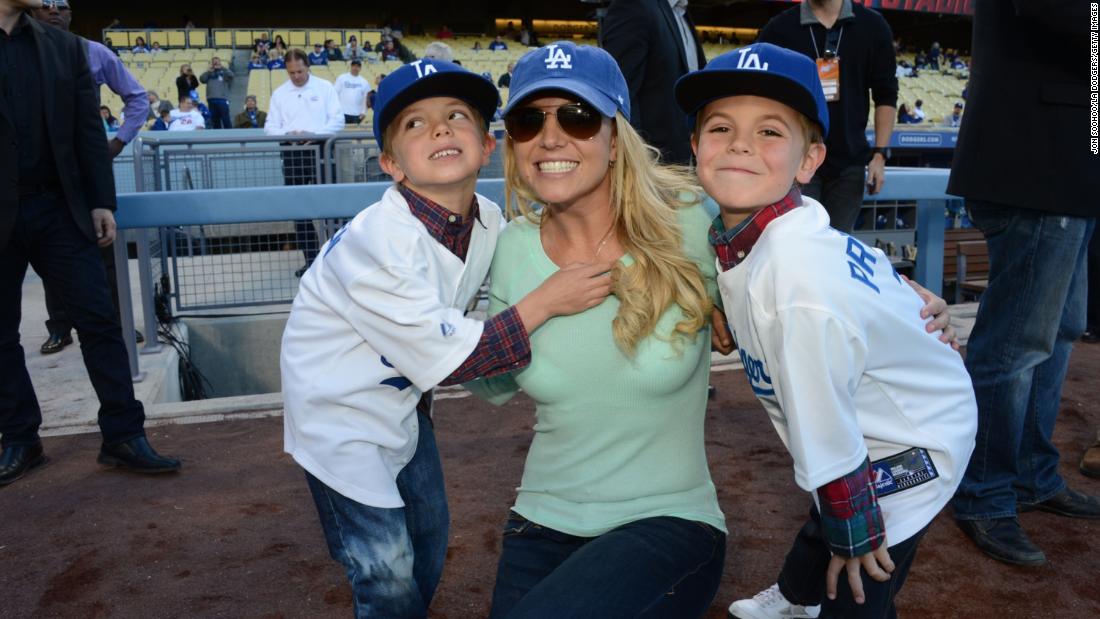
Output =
[
  {"x1": 777, "y1": 506, "x2": 927, "y2": 619},
  {"x1": 489, "y1": 512, "x2": 726, "y2": 618},
  {"x1": 304, "y1": 411, "x2": 448, "y2": 619},
  {"x1": 208, "y1": 98, "x2": 231, "y2": 129},
  {"x1": 952, "y1": 201, "x2": 1095, "y2": 520},
  {"x1": 0, "y1": 192, "x2": 145, "y2": 448}
]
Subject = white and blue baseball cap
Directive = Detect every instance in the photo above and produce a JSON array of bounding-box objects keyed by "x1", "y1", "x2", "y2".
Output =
[
  {"x1": 674, "y1": 43, "x2": 829, "y2": 137},
  {"x1": 373, "y1": 58, "x2": 500, "y2": 148},
  {"x1": 503, "y1": 41, "x2": 630, "y2": 120}
]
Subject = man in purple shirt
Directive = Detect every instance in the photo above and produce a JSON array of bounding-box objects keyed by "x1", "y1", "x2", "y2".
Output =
[{"x1": 33, "y1": 0, "x2": 150, "y2": 353}]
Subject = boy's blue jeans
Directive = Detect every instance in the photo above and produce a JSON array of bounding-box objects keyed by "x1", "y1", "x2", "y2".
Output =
[
  {"x1": 489, "y1": 512, "x2": 726, "y2": 618},
  {"x1": 304, "y1": 411, "x2": 448, "y2": 619},
  {"x1": 952, "y1": 202, "x2": 1095, "y2": 520}
]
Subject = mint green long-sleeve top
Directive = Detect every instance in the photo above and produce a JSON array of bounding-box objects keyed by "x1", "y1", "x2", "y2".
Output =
[{"x1": 468, "y1": 202, "x2": 727, "y2": 537}]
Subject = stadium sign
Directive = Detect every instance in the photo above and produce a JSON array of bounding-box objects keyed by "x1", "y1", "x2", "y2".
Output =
[
  {"x1": 865, "y1": 129, "x2": 959, "y2": 149},
  {"x1": 769, "y1": 0, "x2": 973, "y2": 16}
]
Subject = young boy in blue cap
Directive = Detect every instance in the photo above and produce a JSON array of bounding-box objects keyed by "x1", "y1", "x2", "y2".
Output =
[
  {"x1": 280, "y1": 58, "x2": 611, "y2": 617},
  {"x1": 675, "y1": 44, "x2": 977, "y2": 618}
]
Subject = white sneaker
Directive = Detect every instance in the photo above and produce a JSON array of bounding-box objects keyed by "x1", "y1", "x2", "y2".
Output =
[{"x1": 727, "y1": 584, "x2": 821, "y2": 619}]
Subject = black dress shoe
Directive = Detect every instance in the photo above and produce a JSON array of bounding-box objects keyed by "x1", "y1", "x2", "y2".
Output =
[
  {"x1": 40, "y1": 333, "x2": 73, "y2": 355},
  {"x1": 955, "y1": 517, "x2": 1046, "y2": 566},
  {"x1": 1082, "y1": 329, "x2": 1099, "y2": 344},
  {"x1": 135, "y1": 330, "x2": 145, "y2": 344},
  {"x1": 1018, "y1": 487, "x2": 1100, "y2": 519},
  {"x1": 97, "y1": 436, "x2": 181, "y2": 474},
  {"x1": 0, "y1": 442, "x2": 47, "y2": 487}
]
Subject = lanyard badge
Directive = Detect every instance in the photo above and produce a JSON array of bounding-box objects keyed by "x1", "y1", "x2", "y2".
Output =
[
  {"x1": 811, "y1": 27, "x2": 843, "y2": 102},
  {"x1": 817, "y1": 56, "x2": 840, "y2": 102}
]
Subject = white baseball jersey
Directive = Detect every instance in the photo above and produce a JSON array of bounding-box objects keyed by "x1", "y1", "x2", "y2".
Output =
[
  {"x1": 282, "y1": 186, "x2": 503, "y2": 508},
  {"x1": 167, "y1": 108, "x2": 204, "y2": 131},
  {"x1": 716, "y1": 198, "x2": 977, "y2": 545},
  {"x1": 334, "y1": 73, "x2": 371, "y2": 117},
  {"x1": 264, "y1": 74, "x2": 344, "y2": 136}
]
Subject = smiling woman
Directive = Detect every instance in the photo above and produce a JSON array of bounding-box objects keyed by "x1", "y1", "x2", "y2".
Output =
[{"x1": 466, "y1": 42, "x2": 727, "y2": 618}]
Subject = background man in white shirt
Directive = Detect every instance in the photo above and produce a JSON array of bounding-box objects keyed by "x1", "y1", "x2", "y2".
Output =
[
  {"x1": 264, "y1": 49, "x2": 343, "y2": 277},
  {"x1": 334, "y1": 58, "x2": 370, "y2": 126}
]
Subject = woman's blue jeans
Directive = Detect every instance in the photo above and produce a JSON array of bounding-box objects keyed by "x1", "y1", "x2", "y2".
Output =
[{"x1": 489, "y1": 512, "x2": 726, "y2": 618}]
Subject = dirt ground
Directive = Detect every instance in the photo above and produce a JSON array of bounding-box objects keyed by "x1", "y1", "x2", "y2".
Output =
[{"x1": 2, "y1": 344, "x2": 1099, "y2": 619}]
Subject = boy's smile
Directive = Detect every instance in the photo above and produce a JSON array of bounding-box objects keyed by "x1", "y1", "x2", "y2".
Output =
[{"x1": 693, "y1": 95, "x2": 824, "y2": 226}]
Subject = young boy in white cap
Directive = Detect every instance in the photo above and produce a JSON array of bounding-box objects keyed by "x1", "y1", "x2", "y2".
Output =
[
  {"x1": 280, "y1": 59, "x2": 611, "y2": 617},
  {"x1": 675, "y1": 43, "x2": 977, "y2": 618}
]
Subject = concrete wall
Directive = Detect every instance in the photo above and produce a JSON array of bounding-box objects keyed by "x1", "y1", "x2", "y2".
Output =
[{"x1": 183, "y1": 314, "x2": 286, "y2": 398}]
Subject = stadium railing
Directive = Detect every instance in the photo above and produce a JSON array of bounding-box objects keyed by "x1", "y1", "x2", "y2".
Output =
[{"x1": 112, "y1": 158, "x2": 952, "y2": 381}]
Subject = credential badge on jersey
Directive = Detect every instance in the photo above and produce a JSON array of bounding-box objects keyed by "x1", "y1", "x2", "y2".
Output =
[{"x1": 544, "y1": 44, "x2": 573, "y2": 70}]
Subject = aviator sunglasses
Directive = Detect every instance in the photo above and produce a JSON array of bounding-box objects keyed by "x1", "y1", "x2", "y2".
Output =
[
  {"x1": 504, "y1": 102, "x2": 604, "y2": 143},
  {"x1": 42, "y1": 0, "x2": 70, "y2": 9}
]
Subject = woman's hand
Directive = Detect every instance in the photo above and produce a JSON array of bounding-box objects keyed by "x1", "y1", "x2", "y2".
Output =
[{"x1": 903, "y1": 275, "x2": 959, "y2": 351}]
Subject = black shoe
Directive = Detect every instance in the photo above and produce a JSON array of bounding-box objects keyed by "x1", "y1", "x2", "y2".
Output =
[
  {"x1": 135, "y1": 330, "x2": 145, "y2": 344},
  {"x1": 40, "y1": 333, "x2": 73, "y2": 355},
  {"x1": 1018, "y1": 487, "x2": 1100, "y2": 519},
  {"x1": 1082, "y1": 329, "x2": 1099, "y2": 344},
  {"x1": 0, "y1": 442, "x2": 47, "y2": 487},
  {"x1": 97, "y1": 436, "x2": 181, "y2": 474},
  {"x1": 955, "y1": 517, "x2": 1046, "y2": 566}
]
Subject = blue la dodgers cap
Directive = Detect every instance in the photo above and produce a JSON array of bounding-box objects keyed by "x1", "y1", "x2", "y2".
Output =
[
  {"x1": 674, "y1": 43, "x2": 829, "y2": 138},
  {"x1": 373, "y1": 58, "x2": 500, "y2": 148},
  {"x1": 503, "y1": 41, "x2": 630, "y2": 121}
]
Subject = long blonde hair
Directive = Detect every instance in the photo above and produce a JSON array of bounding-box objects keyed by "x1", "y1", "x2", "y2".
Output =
[{"x1": 504, "y1": 116, "x2": 712, "y2": 356}]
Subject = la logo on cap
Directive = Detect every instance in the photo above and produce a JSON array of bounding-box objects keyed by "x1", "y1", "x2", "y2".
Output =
[
  {"x1": 410, "y1": 59, "x2": 439, "y2": 79},
  {"x1": 544, "y1": 44, "x2": 572, "y2": 70},
  {"x1": 735, "y1": 46, "x2": 769, "y2": 71}
]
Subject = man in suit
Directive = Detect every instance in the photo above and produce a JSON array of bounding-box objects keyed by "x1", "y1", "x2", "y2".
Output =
[
  {"x1": 601, "y1": 0, "x2": 706, "y2": 165},
  {"x1": 949, "y1": 0, "x2": 1099, "y2": 567},
  {"x1": 0, "y1": 0, "x2": 180, "y2": 487}
]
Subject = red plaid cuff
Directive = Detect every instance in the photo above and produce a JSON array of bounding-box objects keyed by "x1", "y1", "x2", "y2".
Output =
[
  {"x1": 816, "y1": 458, "x2": 886, "y2": 557},
  {"x1": 440, "y1": 306, "x2": 531, "y2": 385}
]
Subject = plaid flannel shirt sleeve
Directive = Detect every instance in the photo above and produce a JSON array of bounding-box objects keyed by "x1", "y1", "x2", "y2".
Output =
[
  {"x1": 816, "y1": 458, "x2": 886, "y2": 557},
  {"x1": 439, "y1": 306, "x2": 531, "y2": 386}
]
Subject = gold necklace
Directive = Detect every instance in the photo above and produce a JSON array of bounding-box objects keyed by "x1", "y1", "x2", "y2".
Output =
[{"x1": 593, "y1": 223, "x2": 617, "y2": 258}]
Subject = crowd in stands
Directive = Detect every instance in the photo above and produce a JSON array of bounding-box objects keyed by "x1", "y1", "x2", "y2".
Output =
[{"x1": 94, "y1": 21, "x2": 974, "y2": 136}]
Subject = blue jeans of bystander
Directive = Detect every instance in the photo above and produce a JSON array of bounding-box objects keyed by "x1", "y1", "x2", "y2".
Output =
[{"x1": 952, "y1": 201, "x2": 1095, "y2": 520}]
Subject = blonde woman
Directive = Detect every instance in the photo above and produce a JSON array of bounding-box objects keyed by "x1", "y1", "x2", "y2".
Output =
[
  {"x1": 471, "y1": 42, "x2": 954, "y2": 618},
  {"x1": 470, "y1": 41, "x2": 726, "y2": 619}
]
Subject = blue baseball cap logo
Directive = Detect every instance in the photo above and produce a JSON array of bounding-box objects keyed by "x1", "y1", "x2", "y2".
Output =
[
  {"x1": 373, "y1": 58, "x2": 500, "y2": 148},
  {"x1": 503, "y1": 41, "x2": 630, "y2": 121},
  {"x1": 674, "y1": 43, "x2": 829, "y2": 137}
]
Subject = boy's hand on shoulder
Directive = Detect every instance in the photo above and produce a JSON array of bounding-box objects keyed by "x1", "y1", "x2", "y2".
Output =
[
  {"x1": 902, "y1": 275, "x2": 960, "y2": 351},
  {"x1": 710, "y1": 308, "x2": 735, "y2": 355},
  {"x1": 515, "y1": 262, "x2": 615, "y2": 333},
  {"x1": 826, "y1": 542, "x2": 895, "y2": 605}
]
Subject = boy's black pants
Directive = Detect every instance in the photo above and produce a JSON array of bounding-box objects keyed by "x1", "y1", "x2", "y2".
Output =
[{"x1": 777, "y1": 506, "x2": 927, "y2": 619}]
